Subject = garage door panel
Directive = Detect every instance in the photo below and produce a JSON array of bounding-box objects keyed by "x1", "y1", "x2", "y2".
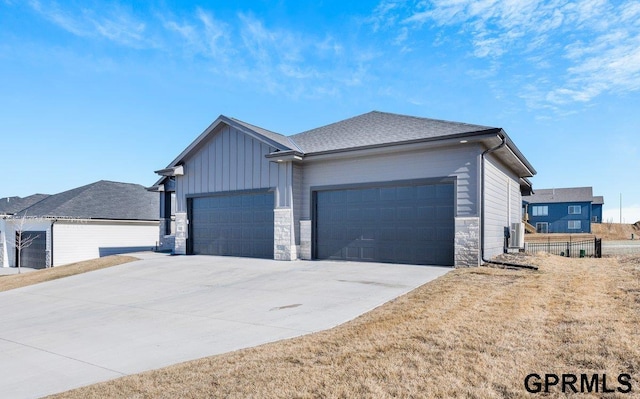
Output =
[
  {"x1": 380, "y1": 208, "x2": 395, "y2": 221},
  {"x1": 19, "y1": 232, "x2": 47, "y2": 269},
  {"x1": 191, "y1": 192, "x2": 274, "y2": 259},
  {"x1": 315, "y1": 182, "x2": 454, "y2": 266}
]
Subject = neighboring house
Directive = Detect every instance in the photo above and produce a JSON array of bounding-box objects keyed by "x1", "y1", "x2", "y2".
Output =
[
  {"x1": 0, "y1": 194, "x2": 50, "y2": 216},
  {"x1": 0, "y1": 194, "x2": 50, "y2": 267},
  {"x1": 150, "y1": 111, "x2": 536, "y2": 267},
  {"x1": 0, "y1": 180, "x2": 159, "y2": 269},
  {"x1": 523, "y1": 187, "x2": 604, "y2": 234}
]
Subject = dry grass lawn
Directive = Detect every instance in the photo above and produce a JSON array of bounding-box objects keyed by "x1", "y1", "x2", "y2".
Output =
[
  {"x1": 0, "y1": 255, "x2": 138, "y2": 292},
  {"x1": 52, "y1": 253, "x2": 640, "y2": 398},
  {"x1": 593, "y1": 222, "x2": 640, "y2": 241}
]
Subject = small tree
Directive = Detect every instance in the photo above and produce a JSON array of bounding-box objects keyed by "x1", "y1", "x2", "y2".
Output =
[{"x1": 12, "y1": 213, "x2": 40, "y2": 274}]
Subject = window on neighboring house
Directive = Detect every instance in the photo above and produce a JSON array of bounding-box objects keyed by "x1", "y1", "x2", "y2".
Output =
[
  {"x1": 568, "y1": 205, "x2": 581, "y2": 214},
  {"x1": 568, "y1": 220, "x2": 581, "y2": 230},
  {"x1": 532, "y1": 205, "x2": 548, "y2": 216},
  {"x1": 536, "y1": 222, "x2": 549, "y2": 233}
]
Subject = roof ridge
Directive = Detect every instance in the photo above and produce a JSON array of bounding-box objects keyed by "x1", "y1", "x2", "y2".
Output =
[
  {"x1": 368, "y1": 110, "x2": 495, "y2": 130},
  {"x1": 229, "y1": 117, "x2": 286, "y2": 138}
]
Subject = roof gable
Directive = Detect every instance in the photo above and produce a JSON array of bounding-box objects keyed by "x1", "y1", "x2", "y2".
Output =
[
  {"x1": 17, "y1": 180, "x2": 158, "y2": 220},
  {"x1": 167, "y1": 115, "x2": 293, "y2": 168}
]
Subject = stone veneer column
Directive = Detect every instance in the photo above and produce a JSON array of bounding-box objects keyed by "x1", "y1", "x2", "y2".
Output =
[
  {"x1": 455, "y1": 217, "x2": 480, "y2": 267},
  {"x1": 274, "y1": 208, "x2": 297, "y2": 261},
  {"x1": 299, "y1": 220, "x2": 312, "y2": 260}
]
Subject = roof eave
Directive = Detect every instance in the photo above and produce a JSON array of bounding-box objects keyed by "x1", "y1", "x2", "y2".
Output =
[
  {"x1": 265, "y1": 150, "x2": 305, "y2": 162},
  {"x1": 298, "y1": 129, "x2": 503, "y2": 158},
  {"x1": 154, "y1": 165, "x2": 184, "y2": 177}
]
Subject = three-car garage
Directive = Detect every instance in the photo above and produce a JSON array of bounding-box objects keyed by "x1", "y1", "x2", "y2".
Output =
[{"x1": 187, "y1": 180, "x2": 455, "y2": 266}]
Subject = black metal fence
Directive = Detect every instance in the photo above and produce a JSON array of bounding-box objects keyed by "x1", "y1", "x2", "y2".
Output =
[{"x1": 524, "y1": 238, "x2": 602, "y2": 258}]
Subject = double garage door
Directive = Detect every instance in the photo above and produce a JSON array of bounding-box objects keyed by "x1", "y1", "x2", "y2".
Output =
[
  {"x1": 188, "y1": 180, "x2": 454, "y2": 265},
  {"x1": 189, "y1": 191, "x2": 274, "y2": 258},
  {"x1": 314, "y1": 180, "x2": 455, "y2": 266}
]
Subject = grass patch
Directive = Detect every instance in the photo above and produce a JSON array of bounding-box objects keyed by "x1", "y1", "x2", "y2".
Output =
[
  {"x1": 51, "y1": 253, "x2": 640, "y2": 398},
  {"x1": 0, "y1": 256, "x2": 138, "y2": 292}
]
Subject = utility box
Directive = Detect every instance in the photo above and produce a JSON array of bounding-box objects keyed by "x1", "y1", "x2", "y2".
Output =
[{"x1": 509, "y1": 222, "x2": 525, "y2": 248}]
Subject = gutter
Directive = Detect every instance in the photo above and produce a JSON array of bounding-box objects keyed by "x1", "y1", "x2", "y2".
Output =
[
  {"x1": 480, "y1": 133, "x2": 538, "y2": 271},
  {"x1": 290, "y1": 128, "x2": 503, "y2": 159}
]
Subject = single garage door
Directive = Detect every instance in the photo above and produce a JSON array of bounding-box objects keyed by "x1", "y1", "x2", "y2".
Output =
[
  {"x1": 315, "y1": 181, "x2": 454, "y2": 266},
  {"x1": 189, "y1": 191, "x2": 274, "y2": 258},
  {"x1": 16, "y1": 231, "x2": 47, "y2": 269}
]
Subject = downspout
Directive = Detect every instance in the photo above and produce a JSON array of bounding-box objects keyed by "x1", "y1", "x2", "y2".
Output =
[
  {"x1": 50, "y1": 218, "x2": 57, "y2": 268},
  {"x1": 481, "y1": 133, "x2": 538, "y2": 270}
]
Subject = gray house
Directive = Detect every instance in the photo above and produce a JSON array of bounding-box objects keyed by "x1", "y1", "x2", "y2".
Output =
[
  {"x1": 150, "y1": 111, "x2": 536, "y2": 267},
  {"x1": 1, "y1": 181, "x2": 159, "y2": 269}
]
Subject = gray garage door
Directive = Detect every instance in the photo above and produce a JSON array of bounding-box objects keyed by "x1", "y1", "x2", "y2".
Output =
[
  {"x1": 190, "y1": 192, "x2": 274, "y2": 258},
  {"x1": 315, "y1": 181, "x2": 454, "y2": 266},
  {"x1": 16, "y1": 231, "x2": 47, "y2": 269}
]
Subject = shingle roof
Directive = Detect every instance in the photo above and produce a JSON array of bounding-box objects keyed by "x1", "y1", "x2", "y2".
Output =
[
  {"x1": 592, "y1": 196, "x2": 604, "y2": 205},
  {"x1": 0, "y1": 194, "x2": 49, "y2": 215},
  {"x1": 154, "y1": 110, "x2": 535, "y2": 188},
  {"x1": 288, "y1": 111, "x2": 497, "y2": 153},
  {"x1": 17, "y1": 180, "x2": 158, "y2": 220},
  {"x1": 230, "y1": 117, "x2": 302, "y2": 152},
  {"x1": 525, "y1": 187, "x2": 596, "y2": 204}
]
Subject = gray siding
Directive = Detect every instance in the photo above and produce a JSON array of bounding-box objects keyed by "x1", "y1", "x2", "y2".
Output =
[
  {"x1": 483, "y1": 155, "x2": 522, "y2": 258},
  {"x1": 175, "y1": 125, "x2": 291, "y2": 211},
  {"x1": 292, "y1": 163, "x2": 303, "y2": 245},
  {"x1": 300, "y1": 143, "x2": 481, "y2": 220}
]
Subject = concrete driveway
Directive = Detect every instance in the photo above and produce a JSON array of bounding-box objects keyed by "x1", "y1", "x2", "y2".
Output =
[{"x1": 0, "y1": 253, "x2": 449, "y2": 398}]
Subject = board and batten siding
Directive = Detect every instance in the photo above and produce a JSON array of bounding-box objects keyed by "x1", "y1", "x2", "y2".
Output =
[
  {"x1": 52, "y1": 220, "x2": 158, "y2": 266},
  {"x1": 175, "y1": 125, "x2": 291, "y2": 211},
  {"x1": 300, "y1": 143, "x2": 481, "y2": 220},
  {"x1": 483, "y1": 155, "x2": 522, "y2": 259}
]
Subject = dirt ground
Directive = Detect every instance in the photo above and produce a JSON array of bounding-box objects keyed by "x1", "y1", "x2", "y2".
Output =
[
  {"x1": 523, "y1": 222, "x2": 640, "y2": 244},
  {"x1": 592, "y1": 222, "x2": 640, "y2": 241},
  {"x1": 51, "y1": 253, "x2": 640, "y2": 399}
]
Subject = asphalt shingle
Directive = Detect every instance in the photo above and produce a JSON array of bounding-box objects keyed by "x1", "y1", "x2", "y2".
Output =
[
  {"x1": 288, "y1": 110, "x2": 496, "y2": 154},
  {"x1": 17, "y1": 180, "x2": 158, "y2": 220},
  {"x1": 0, "y1": 194, "x2": 49, "y2": 215},
  {"x1": 525, "y1": 187, "x2": 596, "y2": 204}
]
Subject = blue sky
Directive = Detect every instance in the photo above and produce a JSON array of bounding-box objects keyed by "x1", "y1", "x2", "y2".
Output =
[{"x1": 1, "y1": 0, "x2": 639, "y2": 222}]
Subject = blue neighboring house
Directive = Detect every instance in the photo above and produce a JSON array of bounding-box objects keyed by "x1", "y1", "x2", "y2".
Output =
[{"x1": 523, "y1": 187, "x2": 604, "y2": 234}]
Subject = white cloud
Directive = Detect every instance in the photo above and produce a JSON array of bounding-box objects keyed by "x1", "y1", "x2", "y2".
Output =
[
  {"x1": 27, "y1": 1, "x2": 153, "y2": 48},
  {"x1": 367, "y1": 0, "x2": 640, "y2": 108}
]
